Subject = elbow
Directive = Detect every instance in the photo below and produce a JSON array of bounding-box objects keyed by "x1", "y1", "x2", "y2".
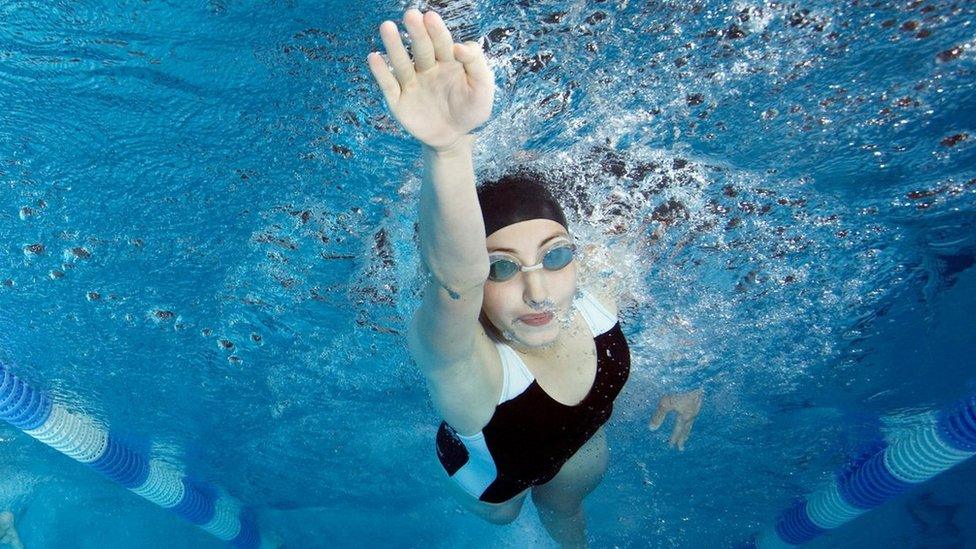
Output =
[{"x1": 425, "y1": 259, "x2": 489, "y2": 299}]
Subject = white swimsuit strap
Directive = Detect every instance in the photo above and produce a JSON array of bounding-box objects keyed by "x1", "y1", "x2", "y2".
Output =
[
  {"x1": 575, "y1": 288, "x2": 617, "y2": 336},
  {"x1": 494, "y1": 341, "x2": 534, "y2": 405}
]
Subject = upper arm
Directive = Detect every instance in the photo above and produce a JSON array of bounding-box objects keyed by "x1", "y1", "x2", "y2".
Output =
[
  {"x1": 408, "y1": 275, "x2": 486, "y2": 368},
  {"x1": 407, "y1": 277, "x2": 501, "y2": 432}
]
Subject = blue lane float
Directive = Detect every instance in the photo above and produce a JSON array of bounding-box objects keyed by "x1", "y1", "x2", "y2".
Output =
[
  {"x1": 753, "y1": 395, "x2": 976, "y2": 547},
  {"x1": 0, "y1": 361, "x2": 269, "y2": 548}
]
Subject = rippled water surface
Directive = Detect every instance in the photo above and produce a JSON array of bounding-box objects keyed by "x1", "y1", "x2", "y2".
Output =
[{"x1": 1, "y1": 0, "x2": 975, "y2": 547}]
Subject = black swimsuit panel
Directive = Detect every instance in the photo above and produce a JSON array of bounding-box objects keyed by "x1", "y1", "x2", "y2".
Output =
[{"x1": 436, "y1": 321, "x2": 631, "y2": 503}]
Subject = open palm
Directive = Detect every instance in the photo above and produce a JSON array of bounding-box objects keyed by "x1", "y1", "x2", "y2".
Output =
[{"x1": 367, "y1": 9, "x2": 495, "y2": 152}]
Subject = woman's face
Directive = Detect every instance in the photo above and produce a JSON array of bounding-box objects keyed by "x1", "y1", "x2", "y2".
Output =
[{"x1": 482, "y1": 219, "x2": 577, "y2": 350}]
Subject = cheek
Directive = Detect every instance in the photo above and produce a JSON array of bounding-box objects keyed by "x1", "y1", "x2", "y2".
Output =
[
  {"x1": 481, "y1": 283, "x2": 510, "y2": 321},
  {"x1": 554, "y1": 264, "x2": 578, "y2": 300}
]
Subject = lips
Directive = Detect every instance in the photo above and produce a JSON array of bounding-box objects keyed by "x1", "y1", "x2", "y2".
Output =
[{"x1": 519, "y1": 312, "x2": 554, "y2": 326}]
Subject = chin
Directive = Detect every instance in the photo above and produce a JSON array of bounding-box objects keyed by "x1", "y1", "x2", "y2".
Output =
[{"x1": 510, "y1": 323, "x2": 560, "y2": 348}]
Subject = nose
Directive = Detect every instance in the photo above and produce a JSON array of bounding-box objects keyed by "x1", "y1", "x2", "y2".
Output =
[{"x1": 522, "y1": 269, "x2": 549, "y2": 309}]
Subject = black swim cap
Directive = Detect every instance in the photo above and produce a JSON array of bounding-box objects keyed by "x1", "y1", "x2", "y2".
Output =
[{"x1": 477, "y1": 173, "x2": 568, "y2": 237}]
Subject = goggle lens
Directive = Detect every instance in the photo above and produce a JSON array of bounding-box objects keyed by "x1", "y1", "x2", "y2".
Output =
[
  {"x1": 488, "y1": 244, "x2": 575, "y2": 282},
  {"x1": 542, "y1": 245, "x2": 574, "y2": 270},
  {"x1": 488, "y1": 259, "x2": 520, "y2": 281}
]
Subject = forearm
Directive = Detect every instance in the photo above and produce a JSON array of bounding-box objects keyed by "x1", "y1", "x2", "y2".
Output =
[{"x1": 418, "y1": 134, "x2": 490, "y2": 293}]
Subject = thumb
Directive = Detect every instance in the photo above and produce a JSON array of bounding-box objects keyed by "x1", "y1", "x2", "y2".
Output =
[{"x1": 648, "y1": 402, "x2": 670, "y2": 431}]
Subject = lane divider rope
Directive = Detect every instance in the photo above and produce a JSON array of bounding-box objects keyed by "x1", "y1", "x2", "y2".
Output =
[
  {"x1": 752, "y1": 395, "x2": 976, "y2": 547},
  {"x1": 0, "y1": 361, "x2": 269, "y2": 548}
]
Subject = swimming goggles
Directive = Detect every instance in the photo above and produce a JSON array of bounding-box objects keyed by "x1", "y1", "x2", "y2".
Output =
[{"x1": 488, "y1": 242, "x2": 576, "y2": 282}]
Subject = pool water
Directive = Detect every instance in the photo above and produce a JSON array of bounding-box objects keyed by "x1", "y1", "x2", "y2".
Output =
[{"x1": 1, "y1": 0, "x2": 974, "y2": 547}]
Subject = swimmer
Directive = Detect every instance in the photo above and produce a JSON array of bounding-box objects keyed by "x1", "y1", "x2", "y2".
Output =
[
  {"x1": 0, "y1": 511, "x2": 24, "y2": 549},
  {"x1": 367, "y1": 9, "x2": 703, "y2": 547}
]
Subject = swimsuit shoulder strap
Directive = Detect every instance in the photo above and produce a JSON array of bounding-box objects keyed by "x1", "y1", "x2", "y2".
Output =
[
  {"x1": 575, "y1": 288, "x2": 618, "y2": 337},
  {"x1": 493, "y1": 340, "x2": 534, "y2": 405}
]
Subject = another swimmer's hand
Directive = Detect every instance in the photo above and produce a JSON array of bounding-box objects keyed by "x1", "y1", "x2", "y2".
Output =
[
  {"x1": 367, "y1": 9, "x2": 495, "y2": 153},
  {"x1": 648, "y1": 388, "x2": 703, "y2": 451}
]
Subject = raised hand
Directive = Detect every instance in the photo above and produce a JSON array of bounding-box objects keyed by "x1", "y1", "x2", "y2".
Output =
[
  {"x1": 367, "y1": 9, "x2": 495, "y2": 152},
  {"x1": 648, "y1": 388, "x2": 703, "y2": 451}
]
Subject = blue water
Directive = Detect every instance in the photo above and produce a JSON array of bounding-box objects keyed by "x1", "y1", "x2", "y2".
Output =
[{"x1": 1, "y1": 0, "x2": 974, "y2": 547}]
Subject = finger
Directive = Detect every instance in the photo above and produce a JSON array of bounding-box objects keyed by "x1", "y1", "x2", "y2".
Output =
[
  {"x1": 379, "y1": 20, "x2": 415, "y2": 86},
  {"x1": 366, "y1": 52, "x2": 401, "y2": 105},
  {"x1": 404, "y1": 9, "x2": 437, "y2": 72},
  {"x1": 453, "y1": 41, "x2": 493, "y2": 88},
  {"x1": 669, "y1": 412, "x2": 690, "y2": 449},
  {"x1": 649, "y1": 394, "x2": 674, "y2": 431},
  {"x1": 425, "y1": 10, "x2": 456, "y2": 63},
  {"x1": 676, "y1": 416, "x2": 697, "y2": 451},
  {"x1": 669, "y1": 422, "x2": 682, "y2": 449}
]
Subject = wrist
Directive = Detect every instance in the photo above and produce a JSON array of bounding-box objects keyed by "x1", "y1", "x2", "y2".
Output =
[{"x1": 425, "y1": 134, "x2": 476, "y2": 159}]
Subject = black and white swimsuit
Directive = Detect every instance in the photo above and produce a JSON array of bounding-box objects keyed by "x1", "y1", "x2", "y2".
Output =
[{"x1": 435, "y1": 288, "x2": 631, "y2": 504}]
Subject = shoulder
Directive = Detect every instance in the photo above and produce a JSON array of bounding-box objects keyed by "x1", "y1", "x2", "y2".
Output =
[
  {"x1": 577, "y1": 244, "x2": 622, "y2": 318},
  {"x1": 580, "y1": 283, "x2": 619, "y2": 319}
]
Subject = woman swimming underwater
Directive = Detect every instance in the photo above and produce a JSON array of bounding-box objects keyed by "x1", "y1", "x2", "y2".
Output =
[{"x1": 367, "y1": 8, "x2": 703, "y2": 547}]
